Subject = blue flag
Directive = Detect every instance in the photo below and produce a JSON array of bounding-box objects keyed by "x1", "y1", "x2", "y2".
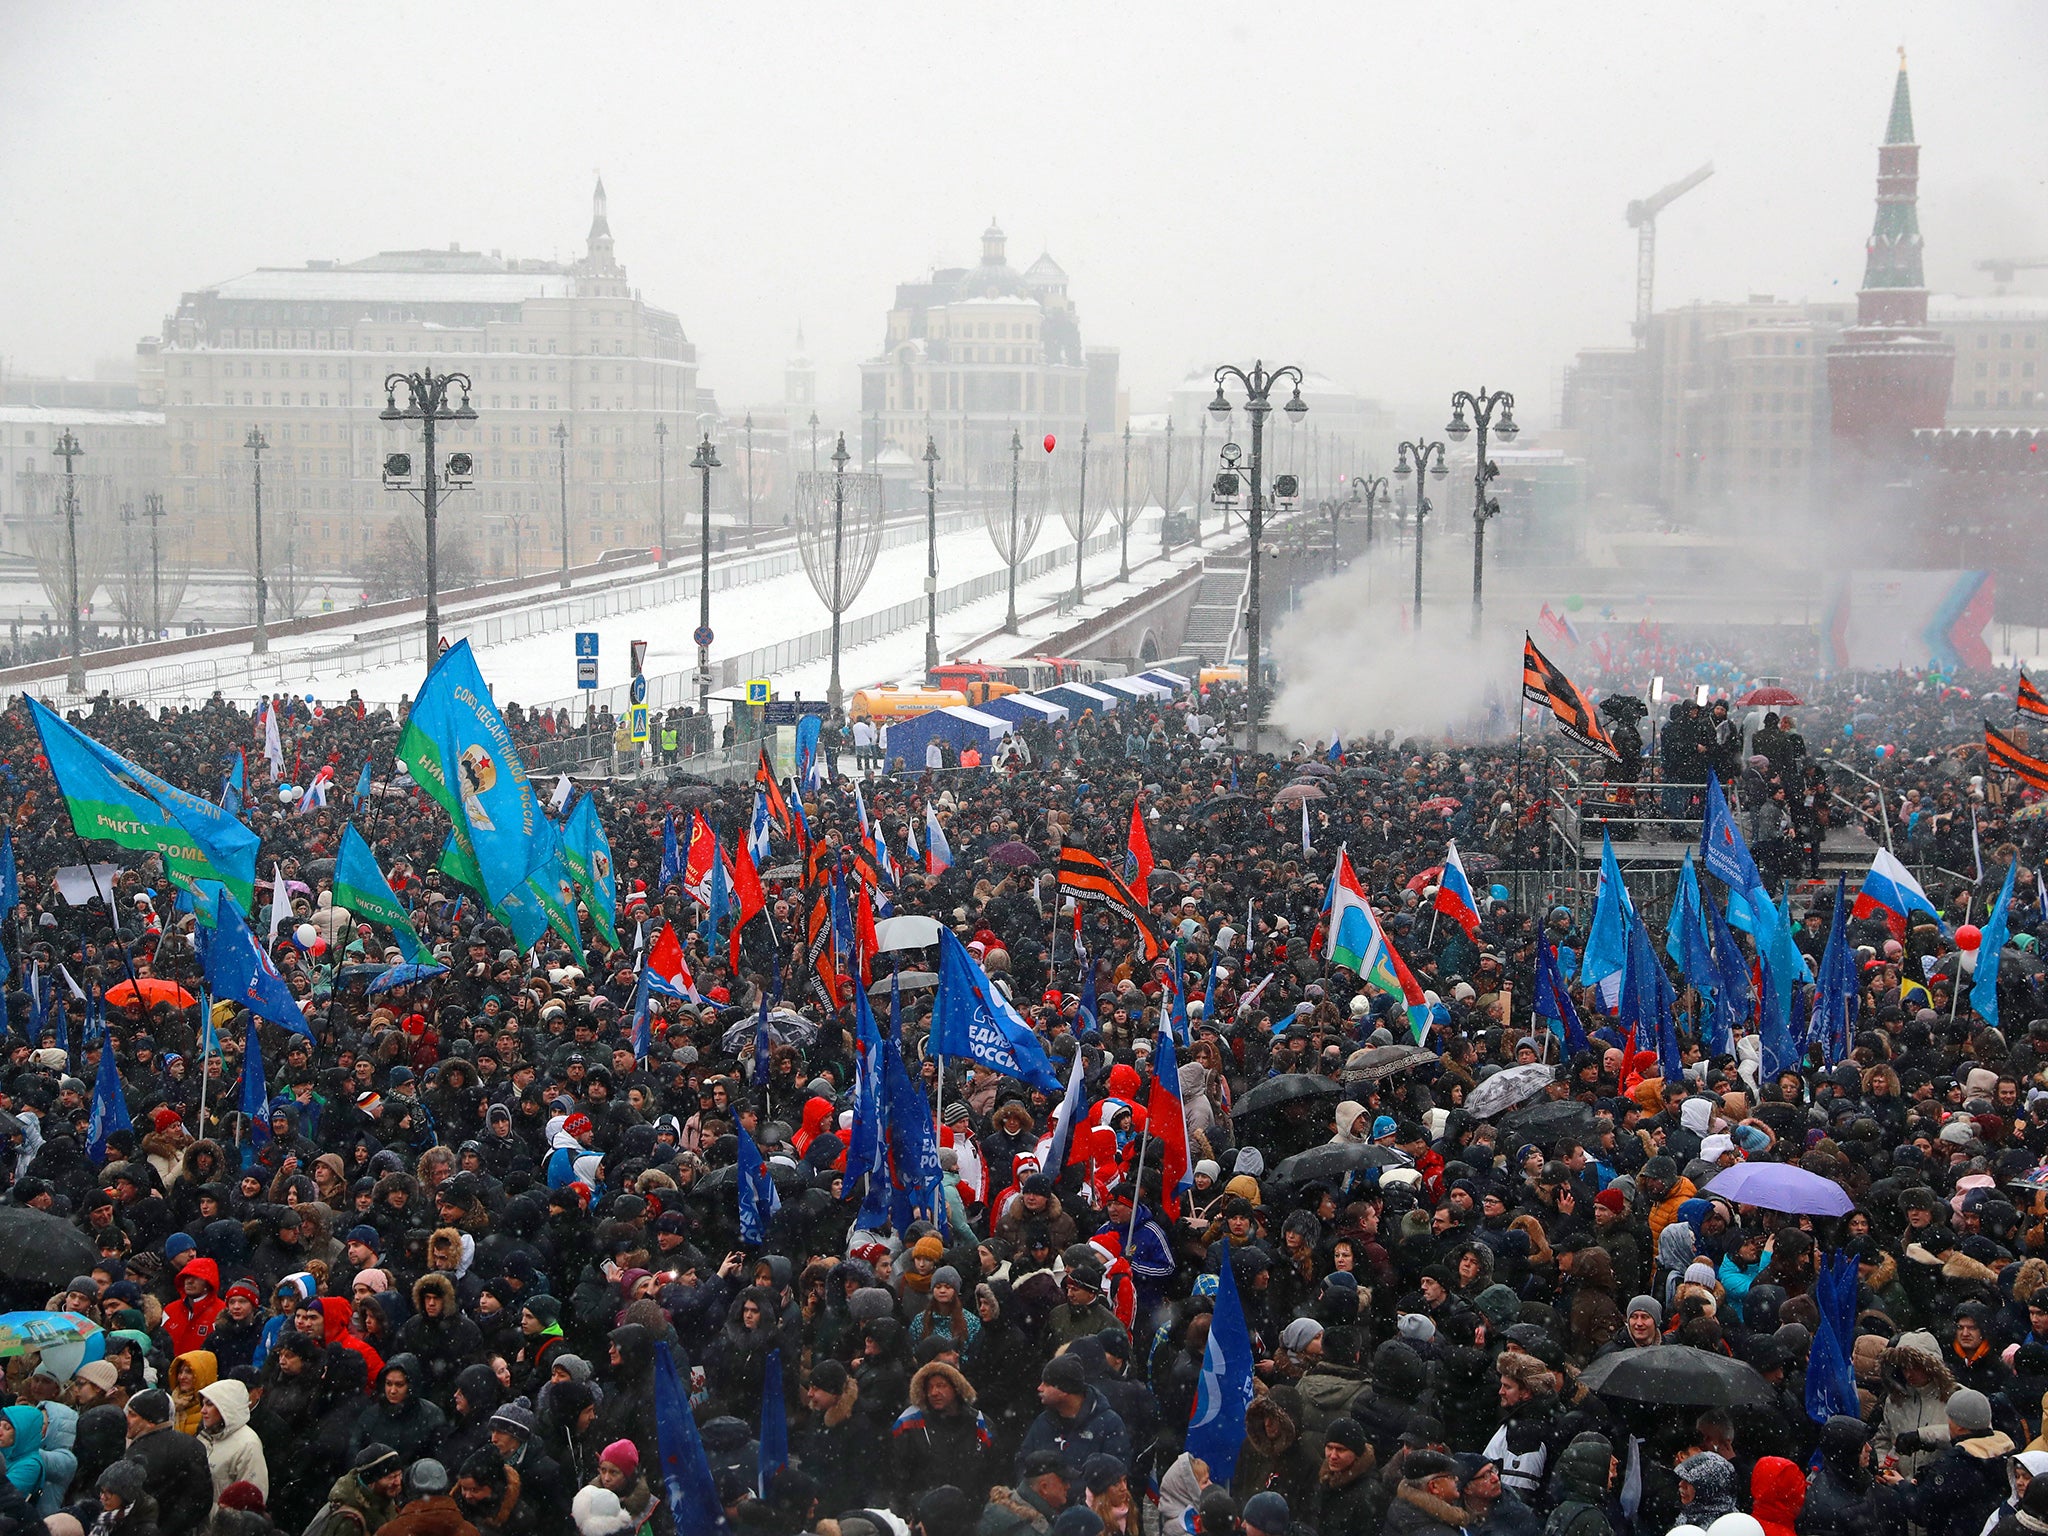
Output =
[
  {"x1": 653, "y1": 1341, "x2": 729, "y2": 1536},
  {"x1": 1701, "y1": 771, "x2": 1764, "y2": 896},
  {"x1": 1579, "y1": 831, "x2": 1634, "y2": 986},
  {"x1": 1201, "y1": 957, "x2": 1217, "y2": 1023},
  {"x1": 757, "y1": 1349, "x2": 789, "y2": 1499},
  {"x1": 844, "y1": 982, "x2": 888, "y2": 1204},
  {"x1": 1667, "y1": 849, "x2": 1735, "y2": 1057},
  {"x1": 881, "y1": 987, "x2": 946, "y2": 1237},
  {"x1": 1168, "y1": 944, "x2": 1191, "y2": 1048},
  {"x1": 795, "y1": 713, "x2": 822, "y2": 788},
  {"x1": 1703, "y1": 865, "x2": 1755, "y2": 1023},
  {"x1": 204, "y1": 891, "x2": 313, "y2": 1040},
  {"x1": 1186, "y1": 1238, "x2": 1257, "y2": 1483},
  {"x1": 352, "y1": 761, "x2": 372, "y2": 813},
  {"x1": 0, "y1": 827, "x2": 18, "y2": 917},
  {"x1": 1805, "y1": 1250, "x2": 1860, "y2": 1423},
  {"x1": 221, "y1": 751, "x2": 245, "y2": 818},
  {"x1": 1753, "y1": 885, "x2": 1803, "y2": 1080},
  {"x1": 1811, "y1": 878, "x2": 1860, "y2": 1067},
  {"x1": 1972, "y1": 860, "x2": 2020, "y2": 1029},
  {"x1": 1534, "y1": 938, "x2": 1589, "y2": 1055},
  {"x1": 660, "y1": 813, "x2": 683, "y2": 893},
  {"x1": 630, "y1": 958, "x2": 655, "y2": 1061},
  {"x1": 735, "y1": 1121, "x2": 781, "y2": 1244},
  {"x1": 238, "y1": 1015, "x2": 270, "y2": 1166},
  {"x1": 753, "y1": 983, "x2": 772, "y2": 1088},
  {"x1": 930, "y1": 929, "x2": 1063, "y2": 1091},
  {"x1": 86, "y1": 1028, "x2": 131, "y2": 1163}
]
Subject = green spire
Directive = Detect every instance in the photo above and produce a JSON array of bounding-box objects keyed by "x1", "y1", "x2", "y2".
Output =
[{"x1": 1886, "y1": 49, "x2": 1915, "y2": 144}]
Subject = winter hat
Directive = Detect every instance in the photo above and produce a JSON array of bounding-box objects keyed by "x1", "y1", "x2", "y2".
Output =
[
  {"x1": 1041, "y1": 1354, "x2": 1088, "y2": 1394},
  {"x1": 809, "y1": 1361, "x2": 849, "y2": 1395},
  {"x1": 931, "y1": 1266, "x2": 962, "y2": 1291},
  {"x1": 97, "y1": 1461, "x2": 148, "y2": 1504},
  {"x1": 127, "y1": 1388, "x2": 172, "y2": 1424},
  {"x1": 218, "y1": 1482, "x2": 267, "y2": 1514},
  {"x1": 490, "y1": 1400, "x2": 537, "y2": 1439},
  {"x1": 1684, "y1": 1262, "x2": 1717, "y2": 1287},
  {"x1": 164, "y1": 1233, "x2": 196, "y2": 1259},
  {"x1": 73, "y1": 1361, "x2": 119, "y2": 1394},
  {"x1": 913, "y1": 1234, "x2": 946, "y2": 1262},
  {"x1": 1627, "y1": 1295, "x2": 1664, "y2": 1326},
  {"x1": 1279, "y1": 1318, "x2": 1324, "y2": 1352},
  {"x1": 1595, "y1": 1188, "x2": 1626, "y2": 1214},
  {"x1": 1050, "y1": 1510, "x2": 1104, "y2": 1536},
  {"x1": 1397, "y1": 1313, "x2": 1437, "y2": 1343},
  {"x1": 1082, "y1": 1454, "x2": 1127, "y2": 1496},
  {"x1": 353, "y1": 1444, "x2": 402, "y2": 1482},
  {"x1": 353, "y1": 1269, "x2": 391, "y2": 1294},
  {"x1": 1242, "y1": 1492, "x2": 1290, "y2": 1536},
  {"x1": 1325, "y1": 1418, "x2": 1368, "y2": 1454},
  {"x1": 409, "y1": 1460, "x2": 450, "y2": 1496},
  {"x1": 600, "y1": 1439, "x2": 639, "y2": 1474},
  {"x1": 1948, "y1": 1387, "x2": 1994, "y2": 1433}
]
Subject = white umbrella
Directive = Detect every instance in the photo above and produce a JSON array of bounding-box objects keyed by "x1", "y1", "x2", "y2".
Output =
[{"x1": 1466, "y1": 1062, "x2": 1556, "y2": 1120}]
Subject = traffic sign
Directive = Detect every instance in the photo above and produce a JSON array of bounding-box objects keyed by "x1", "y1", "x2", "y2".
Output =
[
  {"x1": 630, "y1": 639, "x2": 648, "y2": 678},
  {"x1": 576, "y1": 658, "x2": 598, "y2": 690},
  {"x1": 575, "y1": 632, "x2": 599, "y2": 659},
  {"x1": 629, "y1": 703, "x2": 649, "y2": 743},
  {"x1": 745, "y1": 679, "x2": 771, "y2": 706},
  {"x1": 629, "y1": 675, "x2": 648, "y2": 705},
  {"x1": 693, "y1": 624, "x2": 714, "y2": 648},
  {"x1": 763, "y1": 699, "x2": 831, "y2": 725}
]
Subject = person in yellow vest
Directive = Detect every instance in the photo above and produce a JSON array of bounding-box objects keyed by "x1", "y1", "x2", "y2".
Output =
[{"x1": 660, "y1": 718, "x2": 680, "y2": 763}]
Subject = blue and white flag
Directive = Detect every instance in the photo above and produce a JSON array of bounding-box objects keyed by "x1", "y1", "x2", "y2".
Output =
[
  {"x1": 1186, "y1": 1238, "x2": 1257, "y2": 1482},
  {"x1": 86, "y1": 1027, "x2": 131, "y2": 1162},
  {"x1": 204, "y1": 890, "x2": 313, "y2": 1040},
  {"x1": 735, "y1": 1121, "x2": 781, "y2": 1243},
  {"x1": 1701, "y1": 771, "x2": 1764, "y2": 897},
  {"x1": 654, "y1": 1341, "x2": 729, "y2": 1536},
  {"x1": 930, "y1": 929, "x2": 1062, "y2": 1091},
  {"x1": 748, "y1": 788, "x2": 774, "y2": 864}
]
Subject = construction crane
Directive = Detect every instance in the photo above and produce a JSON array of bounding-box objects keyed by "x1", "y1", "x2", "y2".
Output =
[
  {"x1": 1627, "y1": 161, "x2": 1714, "y2": 340},
  {"x1": 1980, "y1": 257, "x2": 2048, "y2": 291}
]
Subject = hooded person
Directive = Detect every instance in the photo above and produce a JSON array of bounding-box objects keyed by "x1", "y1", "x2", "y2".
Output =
[
  {"x1": 0, "y1": 1406, "x2": 44, "y2": 1504},
  {"x1": 1750, "y1": 1457, "x2": 1805, "y2": 1536},
  {"x1": 1677, "y1": 1452, "x2": 1739, "y2": 1527},
  {"x1": 1545, "y1": 1432, "x2": 1614, "y2": 1536},
  {"x1": 1800, "y1": 1415, "x2": 1894, "y2": 1536},
  {"x1": 347, "y1": 1353, "x2": 447, "y2": 1466},
  {"x1": 169, "y1": 1350, "x2": 219, "y2": 1437},
  {"x1": 163, "y1": 1256, "x2": 225, "y2": 1357},
  {"x1": 198, "y1": 1377, "x2": 270, "y2": 1503},
  {"x1": 892, "y1": 1360, "x2": 996, "y2": 1510},
  {"x1": 1876, "y1": 1330, "x2": 1959, "y2": 1476}
]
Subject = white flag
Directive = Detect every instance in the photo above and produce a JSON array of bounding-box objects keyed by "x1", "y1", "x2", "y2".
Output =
[
  {"x1": 263, "y1": 701, "x2": 284, "y2": 776},
  {"x1": 551, "y1": 773, "x2": 574, "y2": 812},
  {"x1": 268, "y1": 861, "x2": 289, "y2": 944}
]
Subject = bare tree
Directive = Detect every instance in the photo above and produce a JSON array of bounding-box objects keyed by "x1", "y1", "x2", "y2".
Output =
[
  {"x1": 215, "y1": 456, "x2": 314, "y2": 623},
  {"x1": 15, "y1": 470, "x2": 119, "y2": 622},
  {"x1": 107, "y1": 507, "x2": 193, "y2": 637}
]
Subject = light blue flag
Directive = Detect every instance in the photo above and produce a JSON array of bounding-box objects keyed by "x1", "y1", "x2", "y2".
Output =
[
  {"x1": 795, "y1": 713, "x2": 822, "y2": 788},
  {"x1": 86, "y1": 1027, "x2": 131, "y2": 1163},
  {"x1": 881, "y1": 981, "x2": 946, "y2": 1237},
  {"x1": 930, "y1": 929, "x2": 1063, "y2": 1091},
  {"x1": 1701, "y1": 771, "x2": 1764, "y2": 896},
  {"x1": 1753, "y1": 885, "x2": 1803, "y2": 1080},
  {"x1": 0, "y1": 827, "x2": 18, "y2": 916},
  {"x1": 844, "y1": 983, "x2": 888, "y2": 1204},
  {"x1": 1186, "y1": 1238, "x2": 1257, "y2": 1483},
  {"x1": 1971, "y1": 860, "x2": 2020, "y2": 1029},
  {"x1": 1578, "y1": 831, "x2": 1634, "y2": 986},
  {"x1": 562, "y1": 795, "x2": 620, "y2": 951},
  {"x1": 352, "y1": 761, "x2": 372, "y2": 813},
  {"x1": 204, "y1": 891, "x2": 313, "y2": 1040},
  {"x1": 333, "y1": 824, "x2": 425, "y2": 962},
  {"x1": 394, "y1": 639, "x2": 545, "y2": 909},
  {"x1": 757, "y1": 1349, "x2": 789, "y2": 1499}
]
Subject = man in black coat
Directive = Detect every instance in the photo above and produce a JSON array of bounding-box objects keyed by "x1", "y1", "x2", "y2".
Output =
[{"x1": 122, "y1": 1387, "x2": 215, "y2": 1536}]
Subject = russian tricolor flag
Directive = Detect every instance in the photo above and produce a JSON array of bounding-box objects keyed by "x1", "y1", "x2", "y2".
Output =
[
  {"x1": 925, "y1": 803, "x2": 953, "y2": 875},
  {"x1": 1851, "y1": 847, "x2": 1949, "y2": 939},
  {"x1": 1435, "y1": 840, "x2": 1483, "y2": 940},
  {"x1": 1144, "y1": 1016, "x2": 1193, "y2": 1218}
]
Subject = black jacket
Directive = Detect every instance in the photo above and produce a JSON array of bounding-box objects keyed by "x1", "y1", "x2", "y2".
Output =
[{"x1": 123, "y1": 1425, "x2": 215, "y2": 1536}]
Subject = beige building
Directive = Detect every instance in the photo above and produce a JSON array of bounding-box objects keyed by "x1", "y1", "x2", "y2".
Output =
[
  {"x1": 139, "y1": 181, "x2": 705, "y2": 585},
  {"x1": 1934, "y1": 295, "x2": 2048, "y2": 423},
  {"x1": 860, "y1": 221, "x2": 1117, "y2": 485}
]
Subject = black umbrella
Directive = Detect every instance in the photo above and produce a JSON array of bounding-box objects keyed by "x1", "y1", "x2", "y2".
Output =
[
  {"x1": 702, "y1": 1158, "x2": 812, "y2": 1195},
  {"x1": 0, "y1": 1208, "x2": 101, "y2": 1297},
  {"x1": 1343, "y1": 1045, "x2": 1436, "y2": 1086},
  {"x1": 1577, "y1": 1344, "x2": 1776, "y2": 1410},
  {"x1": 1188, "y1": 794, "x2": 1251, "y2": 819},
  {"x1": 666, "y1": 785, "x2": 723, "y2": 807},
  {"x1": 1499, "y1": 1098, "x2": 1595, "y2": 1143},
  {"x1": 1234, "y1": 1073, "x2": 1344, "y2": 1120},
  {"x1": 1931, "y1": 947, "x2": 2044, "y2": 980},
  {"x1": 1273, "y1": 1143, "x2": 1413, "y2": 1184},
  {"x1": 301, "y1": 857, "x2": 337, "y2": 879}
]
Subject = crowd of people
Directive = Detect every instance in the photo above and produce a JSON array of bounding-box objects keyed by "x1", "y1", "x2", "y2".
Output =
[{"x1": 0, "y1": 647, "x2": 2046, "y2": 1536}]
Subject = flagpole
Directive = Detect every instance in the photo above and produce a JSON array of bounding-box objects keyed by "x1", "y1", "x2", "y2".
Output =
[
  {"x1": 196, "y1": 983, "x2": 212, "y2": 1131},
  {"x1": 1124, "y1": 1125, "x2": 1151, "y2": 1255},
  {"x1": 1950, "y1": 892, "x2": 1974, "y2": 1027}
]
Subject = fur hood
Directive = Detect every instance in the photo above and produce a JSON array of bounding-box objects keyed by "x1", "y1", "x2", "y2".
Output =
[
  {"x1": 412, "y1": 1272, "x2": 458, "y2": 1311},
  {"x1": 816, "y1": 1372, "x2": 858, "y2": 1427},
  {"x1": 1883, "y1": 1331, "x2": 1958, "y2": 1400},
  {"x1": 179, "y1": 1138, "x2": 229, "y2": 1184},
  {"x1": 1864, "y1": 1250, "x2": 1900, "y2": 1293},
  {"x1": 984, "y1": 1485, "x2": 1055, "y2": 1532},
  {"x1": 2010, "y1": 1258, "x2": 2048, "y2": 1303},
  {"x1": 1394, "y1": 1483, "x2": 1467, "y2": 1526},
  {"x1": 908, "y1": 1360, "x2": 977, "y2": 1411},
  {"x1": 1942, "y1": 1250, "x2": 2003, "y2": 1288}
]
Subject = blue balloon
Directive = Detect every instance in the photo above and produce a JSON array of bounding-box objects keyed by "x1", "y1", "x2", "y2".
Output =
[{"x1": 1489, "y1": 884, "x2": 1511, "y2": 903}]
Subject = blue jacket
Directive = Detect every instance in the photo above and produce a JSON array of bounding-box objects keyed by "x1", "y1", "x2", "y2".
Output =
[{"x1": 1014, "y1": 1385, "x2": 1131, "y2": 1482}]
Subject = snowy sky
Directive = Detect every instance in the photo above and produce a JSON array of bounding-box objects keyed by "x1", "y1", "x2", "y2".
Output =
[{"x1": 1, "y1": 1, "x2": 2043, "y2": 426}]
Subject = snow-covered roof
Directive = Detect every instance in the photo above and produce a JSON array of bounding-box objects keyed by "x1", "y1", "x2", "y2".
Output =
[
  {"x1": 203, "y1": 267, "x2": 573, "y2": 306},
  {"x1": 0, "y1": 407, "x2": 163, "y2": 428},
  {"x1": 1932, "y1": 295, "x2": 2048, "y2": 323}
]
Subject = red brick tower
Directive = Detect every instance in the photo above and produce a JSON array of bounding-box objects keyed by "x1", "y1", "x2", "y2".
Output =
[{"x1": 1828, "y1": 54, "x2": 1954, "y2": 513}]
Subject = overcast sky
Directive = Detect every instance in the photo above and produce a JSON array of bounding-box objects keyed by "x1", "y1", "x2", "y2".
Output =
[{"x1": 2, "y1": 1, "x2": 2043, "y2": 429}]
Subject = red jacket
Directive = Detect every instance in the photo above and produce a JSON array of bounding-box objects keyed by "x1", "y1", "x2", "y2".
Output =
[
  {"x1": 320, "y1": 1296, "x2": 384, "y2": 1386},
  {"x1": 162, "y1": 1257, "x2": 224, "y2": 1356},
  {"x1": 1752, "y1": 1455, "x2": 1806, "y2": 1536}
]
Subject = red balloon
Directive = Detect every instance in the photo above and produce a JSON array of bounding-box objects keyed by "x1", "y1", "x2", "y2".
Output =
[
  {"x1": 1043, "y1": 434, "x2": 1056, "y2": 454},
  {"x1": 1957, "y1": 924, "x2": 1983, "y2": 951}
]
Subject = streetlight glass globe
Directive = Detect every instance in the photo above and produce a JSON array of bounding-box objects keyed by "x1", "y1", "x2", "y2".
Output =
[
  {"x1": 1430, "y1": 458, "x2": 1450, "y2": 479},
  {"x1": 1208, "y1": 386, "x2": 1231, "y2": 416},
  {"x1": 1283, "y1": 389, "x2": 1307, "y2": 417},
  {"x1": 1497, "y1": 414, "x2": 1520, "y2": 441},
  {"x1": 1393, "y1": 457, "x2": 1413, "y2": 477},
  {"x1": 1445, "y1": 412, "x2": 1471, "y2": 442}
]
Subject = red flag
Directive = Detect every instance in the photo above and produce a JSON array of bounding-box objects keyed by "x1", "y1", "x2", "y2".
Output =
[
  {"x1": 683, "y1": 809, "x2": 716, "y2": 900},
  {"x1": 1126, "y1": 796, "x2": 1154, "y2": 901},
  {"x1": 729, "y1": 835, "x2": 766, "y2": 970},
  {"x1": 648, "y1": 920, "x2": 700, "y2": 1001},
  {"x1": 855, "y1": 880, "x2": 879, "y2": 988}
]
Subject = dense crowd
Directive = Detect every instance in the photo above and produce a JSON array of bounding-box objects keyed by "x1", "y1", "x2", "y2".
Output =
[{"x1": 1, "y1": 655, "x2": 2048, "y2": 1536}]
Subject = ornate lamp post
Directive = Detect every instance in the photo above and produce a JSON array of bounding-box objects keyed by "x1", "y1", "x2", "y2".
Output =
[
  {"x1": 1445, "y1": 385, "x2": 1518, "y2": 636},
  {"x1": 1208, "y1": 361, "x2": 1306, "y2": 753},
  {"x1": 1393, "y1": 437, "x2": 1450, "y2": 626},
  {"x1": 380, "y1": 368, "x2": 477, "y2": 657},
  {"x1": 52, "y1": 429, "x2": 85, "y2": 692},
  {"x1": 245, "y1": 426, "x2": 269, "y2": 654},
  {"x1": 744, "y1": 411, "x2": 756, "y2": 548},
  {"x1": 142, "y1": 492, "x2": 166, "y2": 639},
  {"x1": 690, "y1": 431, "x2": 721, "y2": 715},
  {"x1": 1349, "y1": 473, "x2": 1389, "y2": 552},
  {"x1": 828, "y1": 434, "x2": 850, "y2": 708}
]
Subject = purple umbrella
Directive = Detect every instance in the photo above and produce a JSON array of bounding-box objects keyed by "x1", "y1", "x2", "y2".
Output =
[
  {"x1": 987, "y1": 841, "x2": 1039, "y2": 869},
  {"x1": 1701, "y1": 1162, "x2": 1853, "y2": 1217}
]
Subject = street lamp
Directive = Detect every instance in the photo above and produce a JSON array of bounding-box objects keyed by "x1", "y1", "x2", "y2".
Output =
[
  {"x1": 553, "y1": 420, "x2": 571, "y2": 589},
  {"x1": 245, "y1": 426, "x2": 269, "y2": 654},
  {"x1": 744, "y1": 411, "x2": 756, "y2": 549},
  {"x1": 1004, "y1": 427, "x2": 1023, "y2": 632},
  {"x1": 1445, "y1": 385, "x2": 1518, "y2": 636},
  {"x1": 923, "y1": 434, "x2": 941, "y2": 677},
  {"x1": 828, "y1": 433, "x2": 850, "y2": 709},
  {"x1": 51, "y1": 429, "x2": 85, "y2": 693},
  {"x1": 1393, "y1": 436, "x2": 1450, "y2": 626},
  {"x1": 809, "y1": 411, "x2": 820, "y2": 473},
  {"x1": 142, "y1": 492, "x2": 166, "y2": 639},
  {"x1": 1349, "y1": 473, "x2": 1389, "y2": 552},
  {"x1": 654, "y1": 419, "x2": 669, "y2": 570},
  {"x1": 1208, "y1": 360, "x2": 1306, "y2": 754},
  {"x1": 1072, "y1": 422, "x2": 1091, "y2": 604},
  {"x1": 690, "y1": 431, "x2": 721, "y2": 716},
  {"x1": 380, "y1": 368, "x2": 477, "y2": 658}
]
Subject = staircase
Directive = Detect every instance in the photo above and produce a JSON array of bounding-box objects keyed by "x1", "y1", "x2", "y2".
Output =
[{"x1": 1182, "y1": 557, "x2": 1248, "y2": 661}]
